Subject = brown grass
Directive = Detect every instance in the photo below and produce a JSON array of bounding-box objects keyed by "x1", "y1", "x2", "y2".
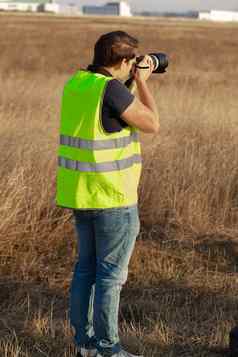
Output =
[{"x1": 0, "y1": 12, "x2": 238, "y2": 357}]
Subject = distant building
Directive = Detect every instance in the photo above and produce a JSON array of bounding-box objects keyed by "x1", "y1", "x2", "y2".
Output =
[
  {"x1": 199, "y1": 10, "x2": 238, "y2": 22},
  {"x1": 198, "y1": 11, "x2": 211, "y2": 20},
  {"x1": 82, "y1": 1, "x2": 132, "y2": 16},
  {"x1": 134, "y1": 10, "x2": 198, "y2": 18},
  {"x1": 44, "y1": 1, "x2": 80, "y2": 14},
  {"x1": 0, "y1": 0, "x2": 45, "y2": 11},
  {"x1": 0, "y1": 0, "x2": 81, "y2": 13}
]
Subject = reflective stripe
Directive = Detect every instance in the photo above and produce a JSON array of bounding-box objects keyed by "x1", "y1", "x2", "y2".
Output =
[
  {"x1": 60, "y1": 131, "x2": 139, "y2": 150},
  {"x1": 58, "y1": 154, "x2": 142, "y2": 172}
]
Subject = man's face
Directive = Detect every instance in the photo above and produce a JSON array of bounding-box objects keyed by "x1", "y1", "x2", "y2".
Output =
[{"x1": 120, "y1": 56, "x2": 137, "y2": 81}]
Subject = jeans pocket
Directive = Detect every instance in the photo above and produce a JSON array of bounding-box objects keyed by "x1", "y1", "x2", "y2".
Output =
[
  {"x1": 95, "y1": 206, "x2": 139, "y2": 269},
  {"x1": 117, "y1": 208, "x2": 140, "y2": 266},
  {"x1": 127, "y1": 205, "x2": 140, "y2": 237}
]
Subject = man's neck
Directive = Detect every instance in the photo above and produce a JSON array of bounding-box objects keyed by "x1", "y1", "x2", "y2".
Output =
[
  {"x1": 100, "y1": 67, "x2": 114, "y2": 77},
  {"x1": 87, "y1": 64, "x2": 123, "y2": 82},
  {"x1": 102, "y1": 67, "x2": 122, "y2": 80}
]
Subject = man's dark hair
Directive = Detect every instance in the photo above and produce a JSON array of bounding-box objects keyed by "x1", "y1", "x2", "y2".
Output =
[{"x1": 91, "y1": 31, "x2": 139, "y2": 67}]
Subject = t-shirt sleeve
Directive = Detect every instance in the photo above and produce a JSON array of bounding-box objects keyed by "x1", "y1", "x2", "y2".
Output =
[{"x1": 104, "y1": 79, "x2": 135, "y2": 117}]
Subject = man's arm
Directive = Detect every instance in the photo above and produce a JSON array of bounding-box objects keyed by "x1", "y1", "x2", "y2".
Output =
[
  {"x1": 125, "y1": 78, "x2": 137, "y2": 95},
  {"x1": 121, "y1": 56, "x2": 160, "y2": 134}
]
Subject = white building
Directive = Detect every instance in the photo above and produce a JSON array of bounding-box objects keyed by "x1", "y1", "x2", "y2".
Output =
[
  {"x1": 199, "y1": 10, "x2": 238, "y2": 22},
  {"x1": 119, "y1": 1, "x2": 131, "y2": 16},
  {"x1": 198, "y1": 11, "x2": 211, "y2": 20},
  {"x1": 82, "y1": 1, "x2": 132, "y2": 16},
  {"x1": 0, "y1": 0, "x2": 81, "y2": 13},
  {"x1": 0, "y1": 1, "x2": 41, "y2": 11},
  {"x1": 44, "y1": 1, "x2": 80, "y2": 14}
]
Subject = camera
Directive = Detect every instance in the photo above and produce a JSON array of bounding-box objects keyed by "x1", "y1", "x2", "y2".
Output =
[{"x1": 125, "y1": 52, "x2": 168, "y2": 88}]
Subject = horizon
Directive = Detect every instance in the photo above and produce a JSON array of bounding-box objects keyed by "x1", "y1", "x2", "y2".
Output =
[
  {"x1": 0, "y1": 0, "x2": 237, "y2": 13},
  {"x1": 79, "y1": 0, "x2": 238, "y2": 13}
]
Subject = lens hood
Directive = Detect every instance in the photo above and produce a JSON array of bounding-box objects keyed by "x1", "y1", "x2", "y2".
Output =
[{"x1": 149, "y1": 53, "x2": 169, "y2": 73}]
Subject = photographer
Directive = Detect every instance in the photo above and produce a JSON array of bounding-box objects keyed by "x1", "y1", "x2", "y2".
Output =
[{"x1": 56, "y1": 31, "x2": 160, "y2": 357}]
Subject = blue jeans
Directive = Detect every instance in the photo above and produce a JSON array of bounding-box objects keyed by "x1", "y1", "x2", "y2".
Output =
[{"x1": 69, "y1": 204, "x2": 140, "y2": 357}]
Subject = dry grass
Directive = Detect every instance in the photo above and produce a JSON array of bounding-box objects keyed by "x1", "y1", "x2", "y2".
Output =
[{"x1": 0, "y1": 13, "x2": 238, "y2": 356}]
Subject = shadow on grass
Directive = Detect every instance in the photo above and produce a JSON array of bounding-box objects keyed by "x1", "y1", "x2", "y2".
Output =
[
  {"x1": 120, "y1": 279, "x2": 236, "y2": 357},
  {"x1": 0, "y1": 276, "x2": 235, "y2": 356},
  {"x1": 139, "y1": 223, "x2": 238, "y2": 274}
]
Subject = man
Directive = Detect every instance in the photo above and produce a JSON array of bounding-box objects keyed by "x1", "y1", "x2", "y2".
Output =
[{"x1": 56, "y1": 31, "x2": 160, "y2": 357}]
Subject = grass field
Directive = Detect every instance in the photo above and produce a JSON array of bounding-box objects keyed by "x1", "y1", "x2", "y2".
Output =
[{"x1": 0, "y1": 12, "x2": 238, "y2": 357}]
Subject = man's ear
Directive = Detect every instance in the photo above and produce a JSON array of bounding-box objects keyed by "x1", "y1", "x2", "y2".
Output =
[
  {"x1": 121, "y1": 58, "x2": 129, "y2": 65},
  {"x1": 115, "y1": 59, "x2": 125, "y2": 69}
]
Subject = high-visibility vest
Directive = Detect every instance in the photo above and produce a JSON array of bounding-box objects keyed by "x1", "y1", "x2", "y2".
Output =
[{"x1": 56, "y1": 70, "x2": 142, "y2": 209}]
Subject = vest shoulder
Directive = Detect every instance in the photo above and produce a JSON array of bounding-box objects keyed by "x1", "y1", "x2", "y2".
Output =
[
  {"x1": 64, "y1": 70, "x2": 113, "y2": 88},
  {"x1": 76, "y1": 70, "x2": 113, "y2": 80}
]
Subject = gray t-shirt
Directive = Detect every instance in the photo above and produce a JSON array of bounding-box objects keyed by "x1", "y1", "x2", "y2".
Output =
[{"x1": 86, "y1": 65, "x2": 135, "y2": 133}]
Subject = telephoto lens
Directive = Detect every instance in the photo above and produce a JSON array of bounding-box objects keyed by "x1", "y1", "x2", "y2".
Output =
[{"x1": 149, "y1": 53, "x2": 169, "y2": 73}]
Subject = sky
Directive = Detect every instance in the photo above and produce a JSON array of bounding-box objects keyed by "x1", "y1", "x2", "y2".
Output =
[{"x1": 79, "y1": 0, "x2": 238, "y2": 12}]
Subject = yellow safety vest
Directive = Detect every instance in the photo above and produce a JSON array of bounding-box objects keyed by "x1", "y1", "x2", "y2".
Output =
[{"x1": 56, "y1": 70, "x2": 142, "y2": 209}]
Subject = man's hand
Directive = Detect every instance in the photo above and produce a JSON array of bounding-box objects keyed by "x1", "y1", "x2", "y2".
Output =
[
  {"x1": 126, "y1": 55, "x2": 154, "y2": 94},
  {"x1": 132, "y1": 55, "x2": 154, "y2": 83}
]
